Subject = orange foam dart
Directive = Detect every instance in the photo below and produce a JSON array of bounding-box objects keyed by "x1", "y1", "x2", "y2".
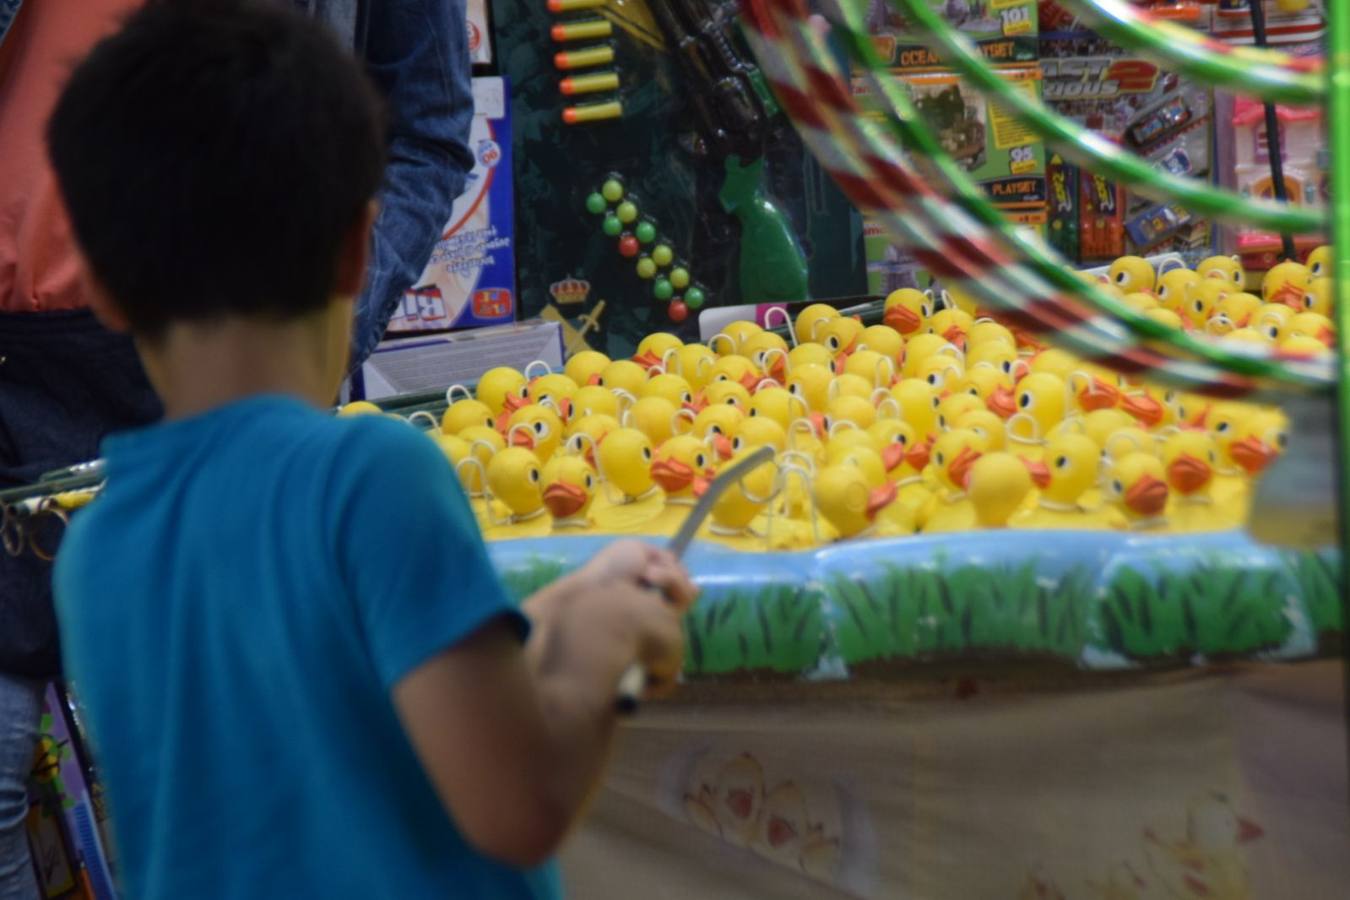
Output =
[
  {"x1": 561, "y1": 71, "x2": 620, "y2": 96},
  {"x1": 554, "y1": 45, "x2": 614, "y2": 71},
  {"x1": 551, "y1": 19, "x2": 611, "y2": 42},
  {"x1": 562, "y1": 100, "x2": 623, "y2": 125}
]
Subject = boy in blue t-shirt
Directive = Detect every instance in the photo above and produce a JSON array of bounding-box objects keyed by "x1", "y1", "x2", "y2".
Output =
[{"x1": 45, "y1": 3, "x2": 696, "y2": 898}]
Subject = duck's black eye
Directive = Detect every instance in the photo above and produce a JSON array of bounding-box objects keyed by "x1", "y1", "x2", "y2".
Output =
[
  {"x1": 1112, "y1": 479, "x2": 1123, "y2": 494},
  {"x1": 1055, "y1": 455, "x2": 1069, "y2": 469},
  {"x1": 1114, "y1": 271, "x2": 1128, "y2": 284},
  {"x1": 533, "y1": 421, "x2": 547, "y2": 435},
  {"x1": 485, "y1": 417, "x2": 494, "y2": 428},
  {"x1": 1018, "y1": 392, "x2": 1031, "y2": 409},
  {"x1": 1002, "y1": 360, "x2": 1013, "y2": 374},
  {"x1": 642, "y1": 447, "x2": 652, "y2": 462},
  {"x1": 932, "y1": 396, "x2": 942, "y2": 409},
  {"x1": 896, "y1": 434, "x2": 907, "y2": 445},
  {"x1": 938, "y1": 415, "x2": 948, "y2": 430},
  {"x1": 710, "y1": 425, "x2": 722, "y2": 435},
  {"x1": 726, "y1": 397, "x2": 738, "y2": 406},
  {"x1": 695, "y1": 453, "x2": 706, "y2": 468},
  {"x1": 1216, "y1": 421, "x2": 1230, "y2": 433},
  {"x1": 733, "y1": 437, "x2": 744, "y2": 451},
  {"x1": 1193, "y1": 299, "x2": 1204, "y2": 313},
  {"x1": 935, "y1": 452, "x2": 945, "y2": 466},
  {"x1": 528, "y1": 468, "x2": 540, "y2": 483}
]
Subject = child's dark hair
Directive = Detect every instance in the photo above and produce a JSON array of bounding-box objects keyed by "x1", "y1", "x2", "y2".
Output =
[{"x1": 47, "y1": 0, "x2": 387, "y2": 339}]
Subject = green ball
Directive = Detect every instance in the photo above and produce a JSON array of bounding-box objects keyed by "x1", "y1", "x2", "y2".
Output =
[
  {"x1": 602, "y1": 214, "x2": 622, "y2": 237},
  {"x1": 635, "y1": 221, "x2": 657, "y2": 244},
  {"x1": 616, "y1": 201, "x2": 638, "y2": 224},
  {"x1": 652, "y1": 244, "x2": 674, "y2": 267},
  {"x1": 585, "y1": 192, "x2": 606, "y2": 215},
  {"x1": 685, "y1": 286, "x2": 706, "y2": 309},
  {"x1": 669, "y1": 267, "x2": 690, "y2": 290},
  {"x1": 601, "y1": 179, "x2": 624, "y2": 203},
  {"x1": 654, "y1": 278, "x2": 674, "y2": 301},
  {"x1": 636, "y1": 257, "x2": 657, "y2": 279}
]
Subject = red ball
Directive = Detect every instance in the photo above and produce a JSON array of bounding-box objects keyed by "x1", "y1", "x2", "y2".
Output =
[
  {"x1": 668, "y1": 300, "x2": 689, "y2": 323},
  {"x1": 618, "y1": 234, "x2": 640, "y2": 258}
]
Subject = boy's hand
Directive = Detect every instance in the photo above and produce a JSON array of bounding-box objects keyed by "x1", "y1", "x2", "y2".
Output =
[{"x1": 567, "y1": 541, "x2": 697, "y2": 696}]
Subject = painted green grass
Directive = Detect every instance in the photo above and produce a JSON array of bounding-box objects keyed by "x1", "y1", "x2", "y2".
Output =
[
  {"x1": 682, "y1": 584, "x2": 826, "y2": 676},
  {"x1": 1096, "y1": 561, "x2": 1292, "y2": 660},
  {"x1": 498, "y1": 558, "x2": 570, "y2": 604},
  {"x1": 831, "y1": 562, "x2": 1093, "y2": 665},
  {"x1": 1284, "y1": 550, "x2": 1343, "y2": 637}
]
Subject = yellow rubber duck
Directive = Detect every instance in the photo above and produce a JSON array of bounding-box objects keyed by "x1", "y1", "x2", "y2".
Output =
[
  {"x1": 504, "y1": 404, "x2": 564, "y2": 462},
  {"x1": 1011, "y1": 434, "x2": 1112, "y2": 529},
  {"x1": 793, "y1": 303, "x2": 840, "y2": 345},
  {"x1": 967, "y1": 452, "x2": 1034, "y2": 528},
  {"x1": 815, "y1": 315, "x2": 864, "y2": 360},
  {"x1": 1252, "y1": 303, "x2": 1294, "y2": 342},
  {"x1": 1184, "y1": 279, "x2": 1230, "y2": 330},
  {"x1": 1027, "y1": 347, "x2": 1078, "y2": 381},
  {"x1": 917, "y1": 352, "x2": 964, "y2": 395},
  {"x1": 922, "y1": 428, "x2": 986, "y2": 533},
  {"x1": 936, "y1": 392, "x2": 983, "y2": 433},
  {"x1": 829, "y1": 373, "x2": 875, "y2": 406},
  {"x1": 1107, "y1": 255, "x2": 1156, "y2": 294},
  {"x1": 708, "y1": 354, "x2": 762, "y2": 393},
  {"x1": 785, "y1": 341, "x2": 835, "y2": 374},
  {"x1": 633, "y1": 332, "x2": 683, "y2": 371},
  {"x1": 888, "y1": 378, "x2": 941, "y2": 440},
  {"x1": 667, "y1": 343, "x2": 716, "y2": 391},
  {"x1": 1066, "y1": 362, "x2": 1123, "y2": 414},
  {"x1": 1206, "y1": 402, "x2": 1257, "y2": 506},
  {"x1": 441, "y1": 397, "x2": 496, "y2": 435},
  {"x1": 901, "y1": 333, "x2": 961, "y2": 380},
  {"x1": 1145, "y1": 307, "x2": 1185, "y2": 330},
  {"x1": 476, "y1": 366, "x2": 529, "y2": 416},
  {"x1": 841, "y1": 348, "x2": 897, "y2": 388},
  {"x1": 640, "y1": 372, "x2": 696, "y2": 409},
  {"x1": 452, "y1": 430, "x2": 502, "y2": 527},
  {"x1": 953, "y1": 408, "x2": 1007, "y2": 452},
  {"x1": 1122, "y1": 291, "x2": 1159, "y2": 313},
  {"x1": 1261, "y1": 259, "x2": 1310, "y2": 308},
  {"x1": 563, "y1": 349, "x2": 610, "y2": 387},
  {"x1": 570, "y1": 384, "x2": 621, "y2": 421},
  {"x1": 955, "y1": 364, "x2": 1012, "y2": 409},
  {"x1": 786, "y1": 363, "x2": 834, "y2": 413},
  {"x1": 824, "y1": 395, "x2": 876, "y2": 432},
  {"x1": 1287, "y1": 311, "x2": 1334, "y2": 346},
  {"x1": 596, "y1": 358, "x2": 649, "y2": 397},
  {"x1": 703, "y1": 379, "x2": 753, "y2": 413},
  {"x1": 1155, "y1": 268, "x2": 1201, "y2": 315},
  {"x1": 748, "y1": 386, "x2": 807, "y2": 430},
  {"x1": 1007, "y1": 372, "x2": 1068, "y2": 462},
  {"x1": 1301, "y1": 276, "x2": 1332, "y2": 316},
  {"x1": 690, "y1": 404, "x2": 744, "y2": 461},
  {"x1": 624, "y1": 395, "x2": 678, "y2": 447},
  {"x1": 813, "y1": 463, "x2": 907, "y2": 541},
  {"x1": 336, "y1": 400, "x2": 384, "y2": 418},
  {"x1": 1306, "y1": 244, "x2": 1332, "y2": 279},
  {"x1": 562, "y1": 413, "x2": 618, "y2": 464},
  {"x1": 741, "y1": 331, "x2": 790, "y2": 384},
  {"x1": 697, "y1": 450, "x2": 779, "y2": 549},
  {"x1": 1162, "y1": 431, "x2": 1230, "y2": 532},
  {"x1": 1103, "y1": 452, "x2": 1170, "y2": 532},
  {"x1": 641, "y1": 435, "x2": 717, "y2": 536},
  {"x1": 482, "y1": 447, "x2": 550, "y2": 540},
  {"x1": 1210, "y1": 291, "x2": 1263, "y2": 332},
  {"x1": 1074, "y1": 407, "x2": 1137, "y2": 450},
  {"x1": 541, "y1": 454, "x2": 597, "y2": 532},
  {"x1": 1196, "y1": 254, "x2": 1246, "y2": 288},
  {"x1": 938, "y1": 283, "x2": 980, "y2": 316},
  {"x1": 855, "y1": 324, "x2": 904, "y2": 363},
  {"x1": 730, "y1": 416, "x2": 787, "y2": 456},
  {"x1": 928, "y1": 307, "x2": 974, "y2": 351},
  {"x1": 712, "y1": 320, "x2": 763, "y2": 357},
  {"x1": 965, "y1": 342, "x2": 1024, "y2": 386},
  {"x1": 526, "y1": 372, "x2": 579, "y2": 422},
  {"x1": 1278, "y1": 333, "x2": 1329, "y2": 357},
  {"x1": 590, "y1": 427, "x2": 665, "y2": 532},
  {"x1": 967, "y1": 318, "x2": 1016, "y2": 350},
  {"x1": 882, "y1": 288, "x2": 931, "y2": 336},
  {"x1": 868, "y1": 419, "x2": 920, "y2": 479}
]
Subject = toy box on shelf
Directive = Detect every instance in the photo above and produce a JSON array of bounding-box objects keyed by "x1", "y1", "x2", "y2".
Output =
[
  {"x1": 1040, "y1": 27, "x2": 1215, "y2": 265},
  {"x1": 857, "y1": 63, "x2": 1047, "y2": 294},
  {"x1": 1210, "y1": 2, "x2": 1327, "y2": 273},
  {"x1": 865, "y1": 0, "x2": 1039, "y2": 71},
  {"x1": 388, "y1": 77, "x2": 516, "y2": 335}
]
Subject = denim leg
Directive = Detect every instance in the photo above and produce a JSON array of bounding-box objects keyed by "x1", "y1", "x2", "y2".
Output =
[{"x1": 0, "y1": 673, "x2": 41, "y2": 900}]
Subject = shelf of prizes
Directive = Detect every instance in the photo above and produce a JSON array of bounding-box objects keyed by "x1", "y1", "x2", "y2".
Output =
[{"x1": 6, "y1": 265, "x2": 1345, "y2": 899}]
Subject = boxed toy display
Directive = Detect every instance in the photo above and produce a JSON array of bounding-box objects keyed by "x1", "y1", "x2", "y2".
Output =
[
  {"x1": 388, "y1": 77, "x2": 516, "y2": 334},
  {"x1": 866, "y1": 0, "x2": 1039, "y2": 70}
]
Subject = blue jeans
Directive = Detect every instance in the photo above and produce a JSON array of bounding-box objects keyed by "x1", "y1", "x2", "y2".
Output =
[{"x1": 0, "y1": 673, "x2": 40, "y2": 900}]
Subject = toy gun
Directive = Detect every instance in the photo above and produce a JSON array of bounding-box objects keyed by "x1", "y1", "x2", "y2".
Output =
[{"x1": 646, "y1": 0, "x2": 809, "y2": 303}]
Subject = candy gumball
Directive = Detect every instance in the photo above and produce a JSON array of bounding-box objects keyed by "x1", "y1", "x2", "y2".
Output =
[
  {"x1": 585, "y1": 193, "x2": 606, "y2": 215},
  {"x1": 669, "y1": 301, "x2": 689, "y2": 323},
  {"x1": 618, "y1": 234, "x2": 639, "y2": 257}
]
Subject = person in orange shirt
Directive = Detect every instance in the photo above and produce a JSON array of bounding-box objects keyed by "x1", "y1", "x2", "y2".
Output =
[{"x1": 0, "y1": 2, "x2": 475, "y2": 895}]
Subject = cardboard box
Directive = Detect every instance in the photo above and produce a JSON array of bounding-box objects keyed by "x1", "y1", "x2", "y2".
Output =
[
  {"x1": 359, "y1": 320, "x2": 564, "y2": 401},
  {"x1": 467, "y1": 0, "x2": 492, "y2": 64},
  {"x1": 865, "y1": 0, "x2": 1039, "y2": 71},
  {"x1": 389, "y1": 77, "x2": 515, "y2": 334}
]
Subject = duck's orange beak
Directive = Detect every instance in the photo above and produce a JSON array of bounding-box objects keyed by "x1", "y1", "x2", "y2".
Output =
[
  {"x1": 1121, "y1": 392, "x2": 1164, "y2": 428},
  {"x1": 1318, "y1": 326, "x2": 1335, "y2": 347},
  {"x1": 739, "y1": 370, "x2": 762, "y2": 392},
  {"x1": 1230, "y1": 436, "x2": 1276, "y2": 475},
  {"x1": 1078, "y1": 377, "x2": 1120, "y2": 412},
  {"x1": 586, "y1": 373, "x2": 603, "y2": 386},
  {"x1": 682, "y1": 393, "x2": 708, "y2": 414},
  {"x1": 809, "y1": 412, "x2": 827, "y2": 438},
  {"x1": 632, "y1": 350, "x2": 664, "y2": 372},
  {"x1": 942, "y1": 325, "x2": 967, "y2": 351},
  {"x1": 1013, "y1": 328, "x2": 1041, "y2": 352},
  {"x1": 1022, "y1": 458, "x2": 1051, "y2": 489},
  {"x1": 1124, "y1": 474, "x2": 1168, "y2": 516},
  {"x1": 1167, "y1": 453, "x2": 1212, "y2": 494},
  {"x1": 1272, "y1": 282, "x2": 1306, "y2": 309},
  {"x1": 948, "y1": 445, "x2": 982, "y2": 490},
  {"x1": 1237, "y1": 818, "x2": 1264, "y2": 843},
  {"x1": 542, "y1": 481, "x2": 588, "y2": 519},
  {"x1": 881, "y1": 442, "x2": 906, "y2": 473},
  {"x1": 766, "y1": 354, "x2": 788, "y2": 384},
  {"x1": 906, "y1": 437, "x2": 932, "y2": 470},
  {"x1": 502, "y1": 393, "x2": 529, "y2": 415},
  {"x1": 884, "y1": 304, "x2": 921, "y2": 334},
  {"x1": 866, "y1": 482, "x2": 898, "y2": 521},
  {"x1": 510, "y1": 429, "x2": 535, "y2": 450},
  {"x1": 554, "y1": 397, "x2": 573, "y2": 422},
  {"x1": 713, "y1": 432, "x2": 734, "y2": 461},
  {"x1": 1185, "y1": 404, "x2": 1210, "y2": 430},
  {"x1": 988, "y1": 385, "x2": 1017, "y2": 420},
  {"x1": 651, "y1": 457, "x2": 695, "y2": 493}
]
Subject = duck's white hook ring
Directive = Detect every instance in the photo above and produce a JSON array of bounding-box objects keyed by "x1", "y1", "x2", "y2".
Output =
[
  {"x1": 761, "y1": 305, "x2": 798, "y2": 347},
  {"x1": 523, "y1": 359, "x2": 553, "y2": 380},
  {"x1": 707, "y1": 333, "x2": 737, "y2": 356},
  {"x1": 407, "y1": 410, "x2": 439, "y2": 430},
  {"x1": 445, "y1": 383, "x2": 473, "y2": 405}
]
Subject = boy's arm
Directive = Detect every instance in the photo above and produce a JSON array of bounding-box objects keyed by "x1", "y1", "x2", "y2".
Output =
[{"x1": 391, "y1": 543, "x2": 695, "y2": 868}]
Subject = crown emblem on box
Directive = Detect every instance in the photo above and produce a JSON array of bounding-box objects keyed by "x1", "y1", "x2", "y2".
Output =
[{"x1": 549, "y1": 276, "x2": 591, "y2": 306}]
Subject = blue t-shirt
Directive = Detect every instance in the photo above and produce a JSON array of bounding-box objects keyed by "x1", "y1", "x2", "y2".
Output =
[{"x1": 54, "y1": 395, "x2": 560, "y2": 899}]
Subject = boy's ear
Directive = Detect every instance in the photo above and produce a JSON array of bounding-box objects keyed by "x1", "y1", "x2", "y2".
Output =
[
  {"x1": 81, "y1": 268, "x2": 131, "y2": 334},
  {"x1": 334, "y1": 200, "x2": 379, "y2": 299}
]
